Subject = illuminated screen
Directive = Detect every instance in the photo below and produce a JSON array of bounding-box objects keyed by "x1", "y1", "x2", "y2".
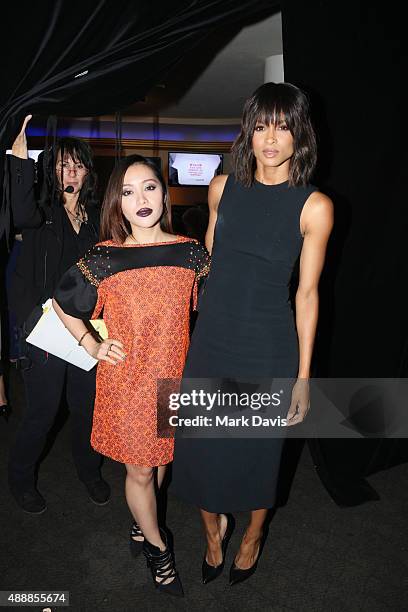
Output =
[{"x1": 168, "y1": 152, "x2": 223, "y2": 186}]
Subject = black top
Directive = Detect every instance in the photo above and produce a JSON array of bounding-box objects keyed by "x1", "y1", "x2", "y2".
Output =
[
  {"x1": 8, "y1": 155, "x2": 99, "y2": 325},
  {"x1": 54, "y1": 239, "x2": 210, "y2": 320},
  {"x1": 59, "y1": 208, "x2": 99, "y2": 280},
  {"x1": 183, "y1": 174, "x2": 317, "y2": 378}
]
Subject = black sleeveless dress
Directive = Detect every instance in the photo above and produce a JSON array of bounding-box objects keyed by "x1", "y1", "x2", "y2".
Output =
[{"x1": 171, "y1": 175, "x2": 316, "y2": 512}]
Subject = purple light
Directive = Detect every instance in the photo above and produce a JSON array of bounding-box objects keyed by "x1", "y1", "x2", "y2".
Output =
[{"x1": 26, "y1": 121, "x2": 240, "y2": 142}]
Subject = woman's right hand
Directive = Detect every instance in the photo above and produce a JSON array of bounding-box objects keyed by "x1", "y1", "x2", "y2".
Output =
[
  {"x1": 86, "y1": 337, "x2": 126, "y2": 366},
  {"x1": 11, "y1": 114, "x2": 32, "y2": 159}
]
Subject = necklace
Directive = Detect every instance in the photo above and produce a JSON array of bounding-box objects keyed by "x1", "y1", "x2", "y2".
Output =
[{"x1": 65, "y1": 205, "x2": 87, "y2": 226}]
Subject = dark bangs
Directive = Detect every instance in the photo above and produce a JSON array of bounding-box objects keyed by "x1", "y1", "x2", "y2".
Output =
[
  {"x1": 100, "y1": 155, "x2": 172, "y2": 243},
  {"x1": 58, "y1": 137, "x2": 94, "y2": 167},
  {"x1": 231, "y1": 82, "x2": 317, "y2": 187}
]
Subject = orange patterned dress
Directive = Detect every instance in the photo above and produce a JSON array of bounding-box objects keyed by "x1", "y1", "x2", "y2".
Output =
[{"x1": 54, "y1": 236, "x2": 210, "y2": 466}]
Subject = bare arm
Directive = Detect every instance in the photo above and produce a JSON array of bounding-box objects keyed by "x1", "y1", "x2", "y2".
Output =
[
  {"x1": 205, "y1": 174, "x2": 228, "y2": 254},
  {"x1": 52, "y1": 298, "x2": 126, "y2": 365},
  {"x1": 11, "y1": 115, "x2": 31, "y2": 159},
  {"x1": 10, "y1": 114, "x2": 44, "y2": 229},
  {"x1": 296, "y1": 191, "x2": 333, "y2": 377},
  {"x1": 286, "y1": 191, "x2": 334, "y2": 425}
]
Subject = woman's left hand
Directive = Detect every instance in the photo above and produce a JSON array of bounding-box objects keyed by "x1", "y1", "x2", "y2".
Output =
[{"x1": 286, "y1": 378, "x2": 310, "y2": 426}]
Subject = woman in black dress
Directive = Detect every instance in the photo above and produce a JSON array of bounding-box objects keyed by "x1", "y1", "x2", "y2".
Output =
[
  {"x1": 7, "y1": 115, "x2": 109, "y2": 514},
  {"x1": 171, "y1": 82, "x2": 334, "y2": 584}
]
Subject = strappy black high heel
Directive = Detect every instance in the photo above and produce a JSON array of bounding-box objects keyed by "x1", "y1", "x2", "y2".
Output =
[
  {"x1": 129, "y1": 521, "x2": 144, "y2": 557},
  {"x1": 143, "y1": 528, "x2": 184, "y2": 597},
  {"x1": 202, "y1": 513, "x2": 235, "y2": 584}
]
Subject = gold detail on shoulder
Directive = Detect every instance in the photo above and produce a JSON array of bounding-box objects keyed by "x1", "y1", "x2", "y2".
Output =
[
  {"x1": 77, "y1": 260, "x2": 99, "y2": 287},
  {"x1": 196, "y1": 262, "x2": 210, "y2": 281}
]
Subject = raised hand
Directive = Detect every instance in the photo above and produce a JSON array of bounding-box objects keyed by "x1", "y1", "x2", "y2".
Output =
[{"x1": 11, "y1": 114, "x2": 32, "y2": 159}]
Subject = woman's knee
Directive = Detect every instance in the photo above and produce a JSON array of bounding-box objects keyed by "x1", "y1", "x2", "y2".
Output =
[{"x1": 126, "y1": 465, "x2": 154, "y2": 486}]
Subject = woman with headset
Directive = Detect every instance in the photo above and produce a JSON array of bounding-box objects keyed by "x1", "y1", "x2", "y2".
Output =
[{"x1": 7, "y1": 115, "x2": 109, "y2": 514}]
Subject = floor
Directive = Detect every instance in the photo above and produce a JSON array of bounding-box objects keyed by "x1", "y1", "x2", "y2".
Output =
[{"x1": 0, "y1": 367, "x2": 407, "y2": 612}]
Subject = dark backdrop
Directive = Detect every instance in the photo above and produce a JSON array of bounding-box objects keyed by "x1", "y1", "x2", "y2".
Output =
[
  {"x1": 0, "y1": 1, "x2": 277, "y2": 145},
  {"x1": 0, "y1": 0, "x2": 278, "y2": 237},
  {"x1": 282, "y1": 0, "x2": 408, "y2": 503}
]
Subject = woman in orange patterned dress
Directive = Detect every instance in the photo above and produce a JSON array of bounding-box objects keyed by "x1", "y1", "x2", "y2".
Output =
[{"x1": 53, "y1": 155, "x2": 209, "y2": 597}]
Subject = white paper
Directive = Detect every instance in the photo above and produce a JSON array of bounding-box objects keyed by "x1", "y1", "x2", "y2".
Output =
[{"x1": 26, "y1": 299, "x2": 98, "y2": 371}]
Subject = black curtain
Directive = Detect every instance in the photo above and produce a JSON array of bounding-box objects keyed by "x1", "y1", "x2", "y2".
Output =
[
  {"x1": 282, "y1": 0, "x2": 408, "y2": 504},
  {"x1": 0, "y1": 0, "x2": 278, "y2": 237}
]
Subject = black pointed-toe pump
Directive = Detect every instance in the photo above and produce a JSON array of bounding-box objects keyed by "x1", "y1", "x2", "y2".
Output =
[{"x1": 202, "y1": 513, "x2": 235, "y2": 584}]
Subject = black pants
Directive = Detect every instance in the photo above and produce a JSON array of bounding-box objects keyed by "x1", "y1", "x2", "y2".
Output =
[{"x1": 8, "y1": 343, "x2": 101, "y2": 492}]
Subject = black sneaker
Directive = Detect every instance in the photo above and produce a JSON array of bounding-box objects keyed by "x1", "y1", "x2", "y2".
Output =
[
  {"x1": 10, "y1": 488, "x2": 47, "y2": 514},
  {"x1": 83, "y1": 478, "x2": 110, "y2": 505}
]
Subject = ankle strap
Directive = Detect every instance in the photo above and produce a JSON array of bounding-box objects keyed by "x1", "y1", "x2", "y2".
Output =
[
  {"x1": 143, "y1": 546, "x2": 177, "y2": 583},
  {"x1": 131, "y1": 522, "x2": 143, "y2": 538}
]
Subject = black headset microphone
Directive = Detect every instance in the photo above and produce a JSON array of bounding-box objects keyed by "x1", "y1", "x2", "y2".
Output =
[{"x1": 63, "y1": 184, "x2": 98, "y2": 235}]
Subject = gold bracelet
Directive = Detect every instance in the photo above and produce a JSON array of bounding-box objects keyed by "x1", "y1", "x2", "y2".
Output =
[{"x1": 78, "y1": 330, "x2": 91, "y2": 346}]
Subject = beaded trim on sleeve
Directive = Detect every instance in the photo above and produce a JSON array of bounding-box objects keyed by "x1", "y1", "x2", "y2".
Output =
[
  {"x1": 77, "y1": 259, "x2": 100, "y2": 287},
  {"x1": 196, "y1": 262, "x2": 210, "y2": 281}
]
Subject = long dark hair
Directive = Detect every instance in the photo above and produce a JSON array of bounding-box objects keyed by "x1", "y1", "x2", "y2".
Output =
[
  {"x1": 39, "y1": 137, "x2": 98, "y2": 208},
  {"x1": 100, "y1": 155, "x2": 172, "y2": 243},
  {"x1": 231, "y1": 82, "x2": 317, "y2": 187}
]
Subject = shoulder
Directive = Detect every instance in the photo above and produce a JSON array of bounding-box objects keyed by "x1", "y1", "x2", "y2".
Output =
[
  {"x1": 301, "y1": 190, "x2": 334, "y2": 235},
  {"x1": 183, "y1": 238, "x2": 210, "y2": 270},
  {"x1": 209, "y1": 174, "x2": 229, "y2": 194},
  {"x1": 91, "y1": 240, "x2": 120, "y2": 250},
  {"x1": 187, "y1": 238, "x2": 208, "y2": 252},
  {"x1": 208, "y1": 174, "x2": 229, "y2": 211},
  {"x1": 181, "y1": 237, "x2": 208, "y2": 255},
  {"x1": 77, "y1": 242, "x2": 115, "y2": 286},
  {"x1": 79, "y1": 241, "x2": 114, "y2": 267}
]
